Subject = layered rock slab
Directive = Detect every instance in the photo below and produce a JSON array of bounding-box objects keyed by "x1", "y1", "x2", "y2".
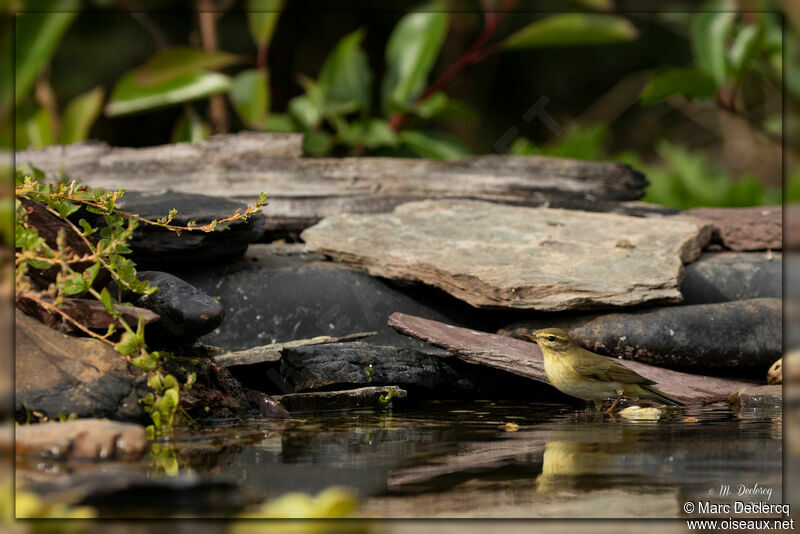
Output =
[{"x1": 302, "y1": 200, "x2": 712, "y2": 311}]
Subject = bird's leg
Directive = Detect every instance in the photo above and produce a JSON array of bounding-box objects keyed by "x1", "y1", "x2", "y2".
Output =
[{"x1": 605, "y1": 396, "x2": 623, "y2": 414}]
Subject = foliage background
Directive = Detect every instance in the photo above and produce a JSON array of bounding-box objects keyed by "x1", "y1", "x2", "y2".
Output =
[{"x1": 7, "y1": 1, "x2": 797, "y2": 209}]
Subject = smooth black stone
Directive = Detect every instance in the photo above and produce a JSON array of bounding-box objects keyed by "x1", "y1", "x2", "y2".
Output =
[
  {"x1": 114, "y1": 191, "x2": 264, "y2": 268},
  {"x1": 681, "y1": 252, "x2": 781, "y2": 305},
  {"x1": 500, "y1": 298, "x2": 781, "y2": 376},
  {"x1": 122, "y1": 271, "x2": 224, "y2": 343},
  {"x1": 281, "y1": 342, "x2": 482, "y2": 395},
  {"x1": 176, "y1": 244, "x2": 510, "y2": 352}
]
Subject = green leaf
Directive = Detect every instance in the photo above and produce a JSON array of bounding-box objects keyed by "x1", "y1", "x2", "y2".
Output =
[
  {"x1": 288, "y1": 94, "x2": 321, "y2": 130},
  {"x1": 690, "y1": 12, "x2": 736, "y2": 84},
  {"x1": 381, "y1": 8, "x2": 449, "y2": 112},
  {"x1": 98, "y1": 287, "x2": 115, "y2": 314},
  {"x1": 412, "y1": 91, "x2": 448, "y2": 118},
  {"x1": 230, "y1": 68, "x2": 270, "y2": 129},
  {"x1": 59, "y1": 86, "x2": 104, "y2": 144},
  {"x1": 246, "y1": 0, "x2": 284, "y2": 48},
  {"x1": 115, "y1": 331, "x2": 140, "y2": 356},
  {"x1": 318, "y1": 28, "x2": 372, "y2": 115},
  {"x1": 640, "y1": 67, "x2": 717, "y2": 105},
  {"x1": 729, "y1": 23, "x2": 762, "y2": 81},
  {"x1": 84, "y1": 262, "x2": 101, "y2": 286},
  {"x1": 105, "y1": 70, "x2": 231, "y2": 117},
  {"x1": 14, "y1": 3, "x2": 77, "y2": 107},
  {"x1": 16, "y1": 107, "x2": 54, "y2": 149},
  {"x1": 135, "y1": 47, "x2": 244, "y2": 86},
  {"x1": 63, "y1": 272, "x2": 88, "y2": 296},
  {"x1": 302, "y1": 131, "x2": 333, "y2": 156},
  {"x1": 171, "y1": 107, "x2": 210, "y2": 143},
  {"x1": 264, "y1": 113, "x2": 298, "y2": 132},
  {"x1": 501, "y1": 14, "x2": 638, "y2": 49},
  {"x1": 399, "y1": 130, "x2": 469, "y2": 160},
  {"x1": 338, "y1": 119, "x2": 397, "y2": 148}
]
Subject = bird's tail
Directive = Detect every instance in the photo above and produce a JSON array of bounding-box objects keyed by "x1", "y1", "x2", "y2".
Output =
[{"x1": 638, "y1": 385, "x2": 686, "y2": 406}]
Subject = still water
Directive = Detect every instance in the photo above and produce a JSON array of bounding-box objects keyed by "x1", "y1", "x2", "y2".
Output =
[{"x1": 18, "y1": 400, "x2": 782, "y2": 518}]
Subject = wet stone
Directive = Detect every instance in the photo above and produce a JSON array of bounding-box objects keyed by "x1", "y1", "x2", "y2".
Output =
[
  {"x1": 274, "y1": 386, "x2": 407, "y2": 413},
  {"x1": 280, "y1": 342, "x2": 482, "y2": 396},
  {"x1": 178, "y1": 243, "x2": 497, "y2": 352},
  {"x1": 729, "y1": 385, "x2": 782, "y2": 410},
  {"x1": 121, "y1": 271, "x2": 224, "y2": 344},
  {"x1": 681, "y1": 252, "x2": 781, "y2": 305},
  {"x1": 15, "y1": 419, "x2": 147, "y2": 461},
  {"x1": 500, "y1": 298, "x2": 781, "y2": 375},
  {"x1": 113, "y1": 190, "x2": 264, "y2": 268},
  {"x1": 15, "y1": 310, "x2": 145, "y2": 422}
]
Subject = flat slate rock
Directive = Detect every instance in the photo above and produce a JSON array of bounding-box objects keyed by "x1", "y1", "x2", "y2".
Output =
[
  {"x1": 113, "y1": 190, "x2": 264, "y2": 267},
  {"x1": 499, "y1": 298, "x2": 781, "y2": 374},
  {"x1": 274, "y1": 386, "x2": 407, "y2": 413},
  {"x1": 301, "y1": 200, "x2": 712, "y2": 311},
  {"x1": 15, "y1": 310, "x2": 145, "y2": 422},
  {"x1": 388, "y1": 312, "x2": 756, "y2": 403},
  {"x1": 15, "y1": 419, "x2": 147, "y2": 461},
  {"x1": 686, "y1": 206, "x2": 781, "y2": 251},
  {"x1": 178, "y1": 243, "x2": 502, "y2": 352},
  {"x1": 681, "y1": 251, "x2": 781, "y2": 304}
]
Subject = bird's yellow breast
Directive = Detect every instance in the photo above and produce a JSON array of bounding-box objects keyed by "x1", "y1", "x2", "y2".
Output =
[{"x1": 542, "y1": 350, "x2": 623, "y2": 401}]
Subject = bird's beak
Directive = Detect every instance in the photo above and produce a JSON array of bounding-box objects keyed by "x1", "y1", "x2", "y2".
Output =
[{"x1": 521, "y1": 333, "x2": 539, "y2": 342}]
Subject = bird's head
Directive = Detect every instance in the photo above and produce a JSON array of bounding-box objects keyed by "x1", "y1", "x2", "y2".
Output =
[{"x1": 522, "y1": 328, "x2": 574, "y2": 352}]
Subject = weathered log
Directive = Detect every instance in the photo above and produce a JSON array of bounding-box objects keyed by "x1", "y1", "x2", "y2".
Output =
[
  {"x1": 388, "y1": 312, "x2": 756, "y2": 403},
  {"x1": 16, "y1": 133, "x2": 653, "y2": 237}
]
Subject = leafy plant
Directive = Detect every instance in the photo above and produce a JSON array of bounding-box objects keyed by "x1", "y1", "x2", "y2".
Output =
[
  {"x1": 639, "y1": 9, "x2": 782, "y2": 131},
  {"x1": 14, "y1": 168, "x2": 267, "y2": 436},
  {"x1": 11, "y1": 4, "x2": 640, "y2": 158}
]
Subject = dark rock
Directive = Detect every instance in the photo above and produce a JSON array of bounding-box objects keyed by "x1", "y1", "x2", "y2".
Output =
[
  {"x1": 686, "y1": 206, "x2": 781, "y2": 251},
  {"x1": 681, "y1": 252, "x2": 781, "y2": 304},
  {"x1": 121, "y1": 271, "x2": 224, "y2": 343},
  {"x1": 243, "y1": 388, "x2": 289, "y2": 418},
  {"x1": 499, "y1": 298, "x2": 781, "y2": 374},
  {"x1": 177, "y1": 244, "x2": 502, "y2": 352},
  {"x1": 280, "y1": 342, "x2": 483, "y2": 395},
  {"x1": 15, "y1": 419, "x2": 147, "y2": 461},
  {"x1": 389, "y1": 312, "x2": 756, "y2": 403},
  {"x1": 729, "y1": 385, "x2": 782, "y2": 410},
  {"x1": 15, "y1": 310, "x2": 146, "y2": 422},
  {"x1": 114, "y1": 190, "x2": 264, "y2": 268},
  {"x1": 274, "y1": 386, "x2": 407, "y2": 413}
]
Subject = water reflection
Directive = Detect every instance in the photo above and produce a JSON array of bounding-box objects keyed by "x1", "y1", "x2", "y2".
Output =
[{"x1": 15, "y1": 400, "x2": 782, "y2": 518}]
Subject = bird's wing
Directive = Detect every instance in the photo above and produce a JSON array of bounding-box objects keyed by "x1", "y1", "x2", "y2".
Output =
[{"x1": 572, "y1": 348, "x2": 656, "y2": 385}]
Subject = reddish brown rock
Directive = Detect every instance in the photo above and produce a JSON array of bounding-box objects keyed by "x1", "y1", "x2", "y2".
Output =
[
  {"x1": 15, "y1": 419, "x2": 147, "y2": 461},
  {"x1": 388, "y1": 312, "x2": 756, "y2": 404},
  {"x1": 686, "y1": 206, "x2": 781, "y2": 251}
]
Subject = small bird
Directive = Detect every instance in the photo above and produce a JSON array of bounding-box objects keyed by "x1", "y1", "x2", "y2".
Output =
[{"x1": 522, "y1": 328, "x2": 685, "y2": 412}]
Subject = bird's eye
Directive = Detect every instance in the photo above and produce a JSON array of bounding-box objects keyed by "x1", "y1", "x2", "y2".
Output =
[{"x1": 547, "y1": 336, "x2": 556, "y2": 342}]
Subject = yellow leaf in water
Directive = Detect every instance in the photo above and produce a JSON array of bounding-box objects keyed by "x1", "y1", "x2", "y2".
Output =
[
  {"x1": 504, "y1": 422, "x2": 520, "y2": 432},
  {"x1": 619, "y1": 406, "x2": 662, "y2": 421}
]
